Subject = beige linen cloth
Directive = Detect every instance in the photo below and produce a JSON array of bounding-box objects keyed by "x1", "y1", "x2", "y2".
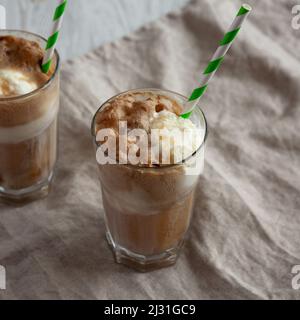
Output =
[{"x1": 1, "y1": 0, "x2": 300, "y2": 299}]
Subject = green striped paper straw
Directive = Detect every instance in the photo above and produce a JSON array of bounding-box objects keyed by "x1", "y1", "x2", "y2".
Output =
[
  {"x1": 181, "y1": 4, "x2": 251, "y2": 118},
  {"x1": 41, "y1": 0, "x2": 67, "y2": 73}
]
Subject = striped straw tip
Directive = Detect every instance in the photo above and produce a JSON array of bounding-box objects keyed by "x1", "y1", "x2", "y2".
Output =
[
  {"x1": 242, "y1": 4, "x2": 252, "y2": 12},
  {"x1": 237, "y1": 4, "x2": 252, "y2": 16}
]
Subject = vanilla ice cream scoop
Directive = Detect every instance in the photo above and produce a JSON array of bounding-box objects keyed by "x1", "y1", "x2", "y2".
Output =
[
  {"x1": 150, "y1": 110, "x2": 204, "y2": 163},
  {"x1": 0, "y1": 69, "x2": 38, "y2": 97}
]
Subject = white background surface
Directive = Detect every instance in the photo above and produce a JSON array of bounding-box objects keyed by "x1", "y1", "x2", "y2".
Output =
[{"x1": 1, "y1": 0, "x2": 189, "y2": 61}]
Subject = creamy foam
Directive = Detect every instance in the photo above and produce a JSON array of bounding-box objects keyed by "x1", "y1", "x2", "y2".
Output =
[
  {"x1": 0, "y1": 98, "x2": 59, "y2": 143},
  {"x1": 0, "y1": 69, "x2": 38, "y2": 97}
]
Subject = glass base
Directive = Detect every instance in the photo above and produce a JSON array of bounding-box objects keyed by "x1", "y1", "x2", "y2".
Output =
[
  {"x1": 0, "y1": 172, "x2": 53, "y2": 204},
  {"x1": 106, "y1": 231, "x2": 183, "y2": 272}
]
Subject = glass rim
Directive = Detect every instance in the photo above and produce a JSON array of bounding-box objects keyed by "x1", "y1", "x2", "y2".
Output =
[
  {"x1": 0, "y1": 29, "x2": 60, "y2": 102},
  {"x1": 91, "y1": 88, "x2": 208, "y2": 170}
]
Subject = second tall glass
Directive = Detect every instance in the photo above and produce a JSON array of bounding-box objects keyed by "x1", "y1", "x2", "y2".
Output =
[{"x1": 0, "y1": 30, "x2": 60, "y2": 202}]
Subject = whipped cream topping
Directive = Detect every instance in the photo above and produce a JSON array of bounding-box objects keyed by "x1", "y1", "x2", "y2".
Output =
[{"x1": 0, "y1": 69, "x2": 38, "y2": 97}]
